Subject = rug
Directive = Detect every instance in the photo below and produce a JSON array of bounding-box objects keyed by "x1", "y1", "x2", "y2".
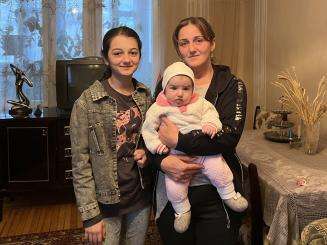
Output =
[{"x1": 0, "y1": 222, "x2": 162, "y2": 245}]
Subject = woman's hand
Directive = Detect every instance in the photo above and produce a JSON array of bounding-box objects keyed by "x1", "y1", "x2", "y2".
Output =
[
  {"x1": 158, "y1": 116, "x2": 179, "y2": 148},
  {"x1": 134, "y1": 149, "x2": 147, "y2": 168},
  {"x1": 85, "y1": 220, "x2": 106, "y2": 244},
  {"x1": 161, "y1": 155, "x2": 203, "y2": 183}
]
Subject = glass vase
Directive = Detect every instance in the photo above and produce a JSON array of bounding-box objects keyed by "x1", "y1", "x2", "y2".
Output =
[{"x1": 302, "y1": 121, "x2": 320, "y2": 155}]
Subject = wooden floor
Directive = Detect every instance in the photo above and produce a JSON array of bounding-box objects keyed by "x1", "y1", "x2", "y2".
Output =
[{"x1": 0, "y1": 196, "x2": 83, "y2": 238}]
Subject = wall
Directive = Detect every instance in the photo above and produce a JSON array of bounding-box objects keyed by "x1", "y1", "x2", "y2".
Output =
[
  {"x1": 266, "y1": 0, "x2": 327, "y2": 138},
  {"x1": 156, "y1": 0, "x2": 327, "y2": 136}
]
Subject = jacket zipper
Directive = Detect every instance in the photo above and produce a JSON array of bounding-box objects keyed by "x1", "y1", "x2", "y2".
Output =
[
  {"x1": 133, "y1": 95, "x2": 146, "y2": 190},
  {"x1": 152, "y1": 169, "x2": 159, "y2": 214},
  {"x1": 213, "y1": 76, "x2": 236, "y2": 107}
]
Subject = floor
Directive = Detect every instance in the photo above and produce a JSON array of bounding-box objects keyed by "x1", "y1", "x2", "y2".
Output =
[
  {"x1": 0, "y1": 194, "x2": 271, "y2": 244},
  {"x1": 0, "y1": 193, "x2": 82, "y2": 237}
]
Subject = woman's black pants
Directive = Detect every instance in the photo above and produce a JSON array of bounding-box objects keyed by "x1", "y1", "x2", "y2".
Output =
[{"x1": 156, "y1": 184, "x2": 243, "y2": 245}]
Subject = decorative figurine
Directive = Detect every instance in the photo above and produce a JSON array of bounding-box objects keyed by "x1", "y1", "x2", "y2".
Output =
[
  {"x1": 7, "y1": 64, "x2": 33, "y2": 118},
  {"x1": 33, "y1": 104, "x2": 42, "y2": 117}
]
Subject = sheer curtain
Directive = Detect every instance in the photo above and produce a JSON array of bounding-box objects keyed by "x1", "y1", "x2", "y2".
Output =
[
  {"x1": 0, "y1": 0, "x2": 43, "y2": 114},
  {"x1": 0, "y1": 0, "x2": 153, "y2": 114}
]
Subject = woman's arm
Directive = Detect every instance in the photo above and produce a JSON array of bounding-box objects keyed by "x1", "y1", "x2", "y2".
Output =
[
  {"x1": 150, "y1": 153, "x2": 202, "y2": 182},
  {"x1": 159, "y1": 79, "x2": 247, "y2": 155},
  {"x1": 177, "y1": 79, "x2": 247, "y2": 155}
]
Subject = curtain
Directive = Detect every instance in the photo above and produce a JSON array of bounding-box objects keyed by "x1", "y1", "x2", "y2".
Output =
[
  {"x1": 0, "y1": 0, "x2": 153, "y2": 114},
  {"x1": 0, "y1": 0, "x2": 43, "y2": 114}
]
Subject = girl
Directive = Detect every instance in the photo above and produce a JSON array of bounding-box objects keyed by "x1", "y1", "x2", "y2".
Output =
[{"x1": 70, "y1": 26, "x2": 152, "y2": 245}]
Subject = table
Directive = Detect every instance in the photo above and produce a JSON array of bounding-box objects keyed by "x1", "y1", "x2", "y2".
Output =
[{"x1": 237, "y1": 130, "x2": 327, "y2": 245}]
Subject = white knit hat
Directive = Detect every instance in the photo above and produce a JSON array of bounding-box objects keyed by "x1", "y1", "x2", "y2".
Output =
[{"x1": 162, "y1": 62, "x2": 194, "y2": 91}]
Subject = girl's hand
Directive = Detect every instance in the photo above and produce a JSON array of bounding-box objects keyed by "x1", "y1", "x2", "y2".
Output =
[
  {"x1": 158, "y1": 116, "x2": 179, "y2": 148},
  {"x1": 85, "y1": 220, "x2": 105, "y2": 244},
  {"x1": 134, "y1": 149, "x2": 147, "y2": 168},
  {"x1": 156, "y1": 143, "x2": 169, "y2": 154},
  {"x1": 161, "y1": 155, "x2": 203, "y2": 183},
  {"x1": 202, "y1": 124, "x2": 218, "y2": 139}
]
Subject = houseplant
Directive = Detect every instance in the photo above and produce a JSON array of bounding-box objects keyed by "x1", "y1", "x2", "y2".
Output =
[{"x1": 273, "y1": 67, "x2": 327, "y2": 154}]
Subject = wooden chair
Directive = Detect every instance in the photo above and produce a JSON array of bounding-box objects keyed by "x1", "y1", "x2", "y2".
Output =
[
  {"x1": 240, "y1": 163, "x2": 265, "y2": 245},
  {"x1": 240, "y1": 108, "x2": 265, "y2": 244},
  {"x1": 253, "y1": 106, "x2": 261, "y2": 129},
  {"x1": 301, "y1": 218, "x2": 327, "y2": 244},
  {"x1": 248, "y1": 163, "x2": 264, "y2": 245}
]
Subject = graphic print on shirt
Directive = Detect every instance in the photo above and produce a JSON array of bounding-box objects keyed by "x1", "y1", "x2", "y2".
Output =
[{"x1": 116, "y1": 105, "x2": 142, "y2": 162}]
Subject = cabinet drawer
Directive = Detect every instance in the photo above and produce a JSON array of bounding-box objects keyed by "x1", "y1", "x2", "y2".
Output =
[{"x1": 57, "y1": 162, "x2": 73, "y2": 185}]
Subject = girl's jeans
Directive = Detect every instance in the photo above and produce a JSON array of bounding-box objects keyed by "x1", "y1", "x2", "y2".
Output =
[{"x1": 103, "y1": 205, "x2": 150, "y2": 245}]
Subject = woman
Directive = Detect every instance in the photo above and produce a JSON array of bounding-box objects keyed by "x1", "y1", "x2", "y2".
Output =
[
  {"x1": 70, "y1": 26, "x2": 152, "y2": 245},
  {"x1": 153, "y1": 17, "x2": 247, "y2": 244}
]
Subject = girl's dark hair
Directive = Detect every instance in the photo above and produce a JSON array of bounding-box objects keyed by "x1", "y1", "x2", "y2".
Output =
[
  {"x1": 172, "y1": 17, "x2": 215, "y2": 57},
  {"x1": 100, "y1": 26, "x2": 142, "y2": 80}
]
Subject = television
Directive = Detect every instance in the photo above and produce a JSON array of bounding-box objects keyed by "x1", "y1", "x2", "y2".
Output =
[{"x1": 56, "y1": 56, "x2": 106, "y2": 110}]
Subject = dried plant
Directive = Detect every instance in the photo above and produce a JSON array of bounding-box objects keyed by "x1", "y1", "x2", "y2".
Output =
[{"x1": 273, "y1": 67, "x2": 327, "y2": 126}]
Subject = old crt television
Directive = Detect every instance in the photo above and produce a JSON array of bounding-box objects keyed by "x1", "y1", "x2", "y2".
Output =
[{"x1": 56, "y1": 56, "x2": 106, "y2": 110}]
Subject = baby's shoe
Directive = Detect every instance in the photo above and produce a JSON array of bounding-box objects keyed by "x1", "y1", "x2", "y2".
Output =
[
  {"x1": 174, "y1": 210, "x2": 191, "y2": 233},
  {"x1": 224, "y1": 192, "x2": 248, "y2": 212}
]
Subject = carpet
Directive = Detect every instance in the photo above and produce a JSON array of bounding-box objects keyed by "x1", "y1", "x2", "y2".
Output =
[{"x1": 0, "y1": 222, "x2": 162, "y2": 245}]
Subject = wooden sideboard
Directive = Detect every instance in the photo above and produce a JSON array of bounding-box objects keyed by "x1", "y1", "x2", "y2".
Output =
[{"x1": 0, "y1": 108, "x2": 73, "y2": 220}]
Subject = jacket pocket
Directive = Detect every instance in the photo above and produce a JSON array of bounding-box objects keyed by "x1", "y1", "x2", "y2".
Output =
[
  {"x1": 89, "y1": 123, "x2": 105, "y2": 155},
  {"x1": 96, "y1": 189, "x2": 120, "y2": 204}
]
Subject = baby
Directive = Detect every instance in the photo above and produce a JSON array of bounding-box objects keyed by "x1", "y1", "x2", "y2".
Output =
[{"x1": 142, "y1": 62, "x2": 248, "y2": 233}]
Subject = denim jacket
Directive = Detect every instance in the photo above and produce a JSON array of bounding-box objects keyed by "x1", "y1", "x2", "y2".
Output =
[{"x1": 70, "y1": 80, "x2": 152, "y2": 221}]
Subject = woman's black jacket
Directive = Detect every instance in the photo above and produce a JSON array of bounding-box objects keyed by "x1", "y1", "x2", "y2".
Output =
[{"x1": 152, "y1": 64, "x2": 247, "y2": 193}]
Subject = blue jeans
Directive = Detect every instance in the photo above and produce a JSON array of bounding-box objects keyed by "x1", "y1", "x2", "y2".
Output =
[{"x1": 103, "y1": 206, "x2": 150, "y2": 245}]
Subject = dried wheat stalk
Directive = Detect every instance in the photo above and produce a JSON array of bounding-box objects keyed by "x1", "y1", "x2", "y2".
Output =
[{"x1": 273, "y1": 67, "x2": 327, "y2": 126}]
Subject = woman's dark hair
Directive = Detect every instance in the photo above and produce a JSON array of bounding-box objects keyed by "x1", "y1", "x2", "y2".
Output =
[
  {"x1": 172, "y1": 17, "x2": 215, "y2": 57},
  {"x1": 100, "y1": 26, "x2": 142, "y2": 80}
]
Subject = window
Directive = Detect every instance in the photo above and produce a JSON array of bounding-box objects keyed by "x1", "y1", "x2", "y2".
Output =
[
  {"x1": 0, "y1": 0, "x2": 43, "y2": 113},
  {"x1": 56, "y1": 0, "x2": 84, "y2": 59},
  {"x1": 0, "y1": 0, "x2": 153, "y2": 114}
]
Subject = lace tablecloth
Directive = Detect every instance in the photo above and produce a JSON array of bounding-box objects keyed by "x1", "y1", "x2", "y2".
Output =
[{"x1": 237, "y1": 130, "x2": 327, "y2": 245}]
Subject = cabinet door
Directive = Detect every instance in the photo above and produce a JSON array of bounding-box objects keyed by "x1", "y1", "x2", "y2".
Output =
[{"x1": 7, "y1": 127, "x2": 49, "y2": 182}]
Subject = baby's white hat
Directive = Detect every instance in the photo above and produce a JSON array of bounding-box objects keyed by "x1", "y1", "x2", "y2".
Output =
[{"x1": 162, "y1": 62, "x2": 194, "y2": 91}]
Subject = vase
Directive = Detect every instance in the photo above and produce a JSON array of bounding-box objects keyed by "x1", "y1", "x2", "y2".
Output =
[{"x1": 302, "y1": 121, "x2": 320, "y2": 155}]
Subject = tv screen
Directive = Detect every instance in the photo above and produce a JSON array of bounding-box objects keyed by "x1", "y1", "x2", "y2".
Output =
[
  {"x1": 56, "y1": 57, "x2": 106, "y2": 110},
  {"x1": 67, "y1": 64, "x2": 105, "y2": 104}
]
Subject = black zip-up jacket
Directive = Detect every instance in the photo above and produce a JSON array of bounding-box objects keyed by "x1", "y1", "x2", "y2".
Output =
[{"x1": 152, "y1": 64, "x2": 247, "y2": 194}]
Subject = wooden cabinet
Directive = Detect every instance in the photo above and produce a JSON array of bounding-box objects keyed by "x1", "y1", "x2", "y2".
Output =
[{"x1": 0, "y1": 108, "x2": 72, "y2": 193}]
